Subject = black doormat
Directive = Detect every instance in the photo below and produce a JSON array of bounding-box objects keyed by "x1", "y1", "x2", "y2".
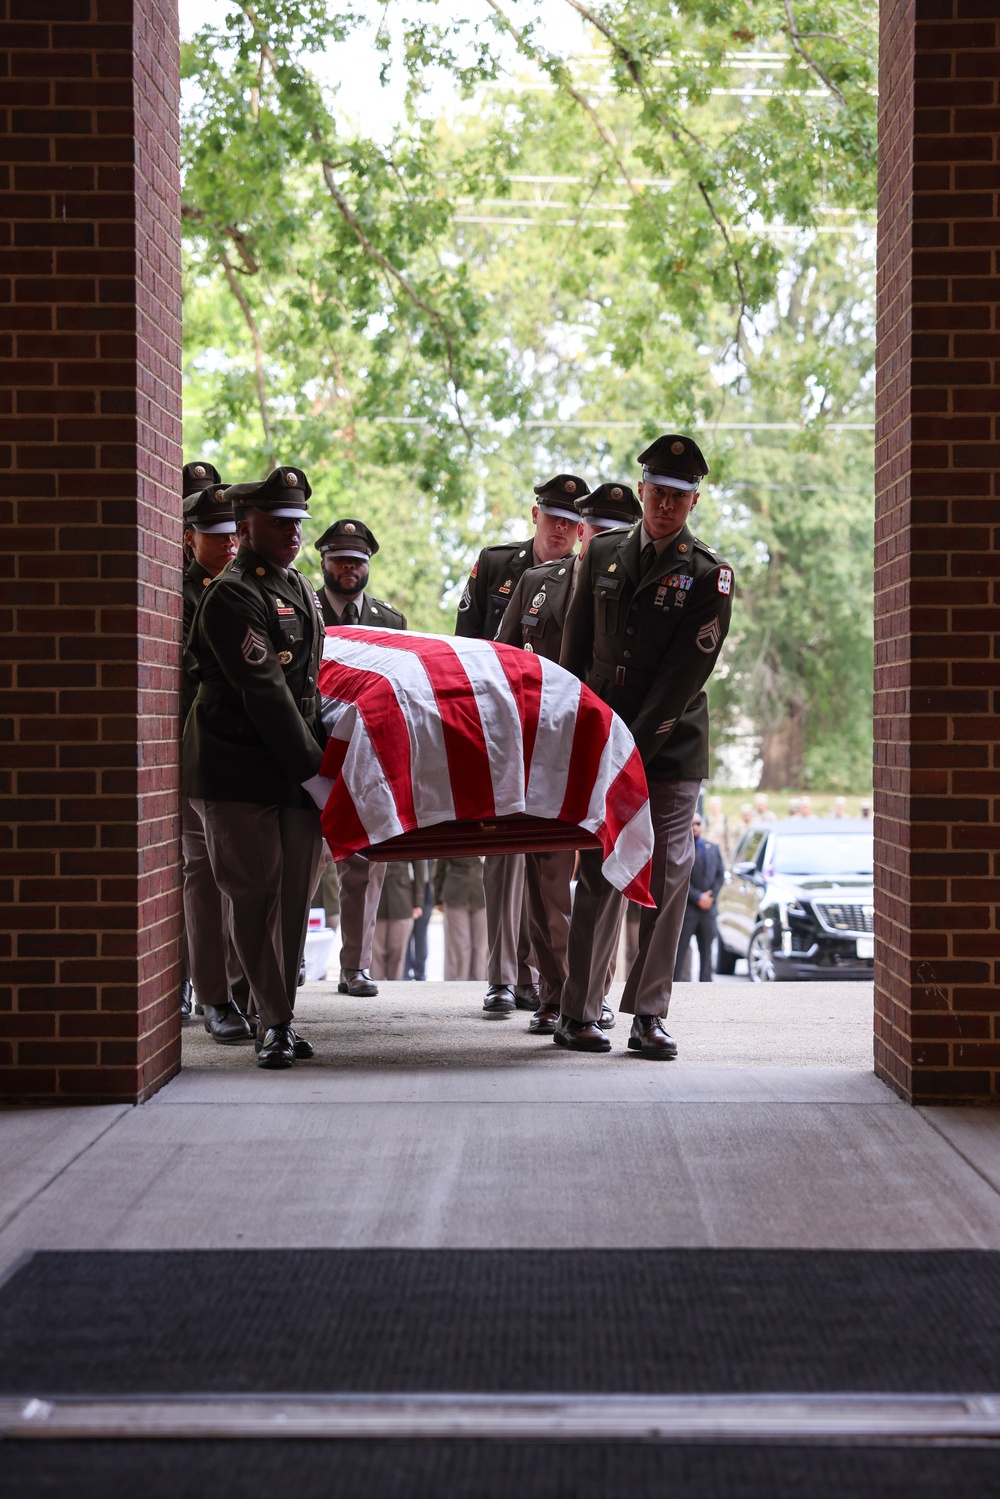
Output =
[
  {"x1": 3, "y1": 1249, "x2": 1000, "y2": 1396},
  {"x1": 4, "y1": 1440, "x2": 1000, "y2": 1499}
]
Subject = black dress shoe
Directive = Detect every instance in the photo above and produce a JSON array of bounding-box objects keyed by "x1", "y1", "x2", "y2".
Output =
[
  {"x1": 338, "y1": 968, "x2": 378, "y2": 996},
  {"x1": 528, "y1": 1004, "x2": 560, "y2": 1034},
  {"x1": 513, "y1": 982, "x2": 540, "y2": 1011},
  {"x1": 598, "y1": 1001, "x2": 616, "y2": 1030},
  {"x1": 255, "y1": 1027, "x2": 314, "y2": 1059},
  {"x1": 180, "y1": 979, "x2": 193, "y2": 1019},
  {"x1": 627, "y1": 1016, "x2": 678, "y2": 1060},
  {"x1": 553, "y1": 1014, "x2": 611, "y2": 1053},
  {"x1": 202, "y1": 1004, "x2": 253, "y2": 1044},
  {"x1": 256, "y1": 1023, "x2": 295, "y2": 1069},
  {"x1": 483, "y1": 984, "x2": 516, "y2": 1014}
]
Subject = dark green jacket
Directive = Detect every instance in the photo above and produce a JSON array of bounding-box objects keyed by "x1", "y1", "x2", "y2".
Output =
[
  {"x1": 455, "y1": 539, "x2": 550, "y2": 639},
  {"x1": 433, "y1": 856, "x2": 486, "y2": 910},
  {"x1": 181, "y1": 557, "x2": 215, "y2": 726},
  {"x1": 319, "y1": 589, "x2": 406, "y2": 631},
  {"x1": 559, "y1": 522, "x2": 734, "y2": 782},
  {"x1": 182, "y1": 546, "x2": 326, "y2": 807},
  {"x1": 377, "y1": 860, "x2": 429, "y2": 921},
  {"x1": 496, "y1": 556, "x2": 577, "y2": 662}
]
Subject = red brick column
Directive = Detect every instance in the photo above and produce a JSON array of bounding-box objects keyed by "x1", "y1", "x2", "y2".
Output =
[
  {"x1": 876, "y1": 0, "x2": 1000, "y2": 1103},
  {"x1": 0, "y1": 0, "x2": 183, "y2": 1103}
]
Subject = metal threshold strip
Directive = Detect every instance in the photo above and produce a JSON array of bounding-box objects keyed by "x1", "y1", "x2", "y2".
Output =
[{"x1": 4, "y1": 1393, "x2": 1000, "y2": 1443}]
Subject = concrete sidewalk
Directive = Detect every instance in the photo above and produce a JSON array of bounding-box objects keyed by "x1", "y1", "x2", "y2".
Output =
[{"x1": 3, "y1": 981, "x2": 1000, "y2": 1280}]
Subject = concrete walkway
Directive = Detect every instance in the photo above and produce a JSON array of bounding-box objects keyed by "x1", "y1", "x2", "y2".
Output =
[{"x1": 4, "y1": 981, "x2": 1000, "y2": 1280}]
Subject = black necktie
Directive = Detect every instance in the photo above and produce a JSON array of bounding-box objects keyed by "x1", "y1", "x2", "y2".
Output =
[
  {"x1": 640, "y1": 542, "x2": 657, "y2": 577},
  {"x1": 341, "y1": 601, "x2": 358, "y2": 625}
]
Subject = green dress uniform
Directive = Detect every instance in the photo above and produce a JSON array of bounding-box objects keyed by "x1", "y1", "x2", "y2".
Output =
[
  {"x1": 495, "y1": 556, "x2": 577, "y2": 660},
  {"x1": 183, "y1": 467, "x2": 326, "y2": 1043},
  {"x1": 557, "y1": 440, "x2": 734, "y2": 1040},
  {"x1": 454, "y1": 538, "x2": 540, "y2": 640},
  {"x1": 179, "y1": 468, "x2": 253, "y2": 1039},
  {"x1": 372, "y1": 860, "x2": 428, "y2": 981},
  {"x1": 314, "y1": 517, "x2": 407, "y2": 992},
  {"x1": 433, "y1": 857, "x2": 487, "y2": 981}
]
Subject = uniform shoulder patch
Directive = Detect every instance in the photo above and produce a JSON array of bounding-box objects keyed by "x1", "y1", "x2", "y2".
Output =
[{"x1": 717, "y1": 567, "x2": 733, "y2": 596}]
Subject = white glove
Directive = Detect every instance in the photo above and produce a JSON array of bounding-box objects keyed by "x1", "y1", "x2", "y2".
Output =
[{"x1": 301, "y1": 774, "x2": 334, "y2": 811}]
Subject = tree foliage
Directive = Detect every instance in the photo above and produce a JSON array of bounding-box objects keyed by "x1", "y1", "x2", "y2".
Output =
[{"x1": 181, "y1": 0, "x2": 877, "y2": 790}]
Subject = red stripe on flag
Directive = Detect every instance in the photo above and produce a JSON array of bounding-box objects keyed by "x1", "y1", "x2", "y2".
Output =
[
  {"x1": 558, "y1": 696, "x2": 613, "y2": 825},
  {"x1": 317, "y1": 656, "x2": 417, "y2": 833},
  {"x1": 489, "y1": 643, "x2": 543, "y2": 781},
  {"x1": 622, "y1": 860, "x2": 653, "y2": 906},
  {"x1": 355, "y1": 634, "x2": 494, "y2": 820},
  {"x1": 598, "y1": 748, "x2": 649, "y2": 852}
]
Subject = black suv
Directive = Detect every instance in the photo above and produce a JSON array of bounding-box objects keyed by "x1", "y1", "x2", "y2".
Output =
[{"x1": 715, "y1": 818, "x2": 874, "y2": 982}]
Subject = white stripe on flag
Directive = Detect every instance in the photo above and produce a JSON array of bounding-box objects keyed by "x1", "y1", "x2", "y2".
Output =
[
  {"x1": 446, "y1": 636, "x2": 527, "y2": 815},
  {"x1": 322, "y1": 633, "x2": 456, "y2": 827},
  {"x1": 525, "y1": 660, "x2": 581, "y2": 818}
]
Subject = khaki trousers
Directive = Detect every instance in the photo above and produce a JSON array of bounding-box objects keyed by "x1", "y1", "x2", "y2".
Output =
[
  {"x1": 192, "y1": 798, "x2": 322, "y2": 1032},
  {"x1": 523, "y1": 849, "x2": 575, "y2": 1007},
  {"x1": 483, "y1": 853, "x2": 537, "y2": 988},
  {"x1": 561, "y1": 779, "x2": 700, "y2": 1023},
  {"x1": 338, "y1": 853, "x2": 387, "y2": 971},
  {"x1": 371, "y1": 917, "x2": 413, "y2": 980},
  {"x1": 181, "y1": 796, "x2": 248, "y2": 1013},
  {"x1": 443, "y1": 904, "x2": 488, "y2": 980}
]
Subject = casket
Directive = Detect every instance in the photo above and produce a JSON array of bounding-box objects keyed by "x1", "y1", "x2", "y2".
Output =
[{"x1": 317, "y1": 628, "x2": 654, "y2": 904}]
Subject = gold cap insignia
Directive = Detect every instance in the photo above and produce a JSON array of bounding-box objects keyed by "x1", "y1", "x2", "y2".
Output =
[
  {"x1": 671, "y1": 440, "x2": 685, "y2": 455},
  {"x1": 194, "y1": 464, "x2": 206, "y2": 478},
  {"x1": 285, "y1": 471, "x2": 298, "y2": 485},
  {"x1": 611, "y1": 487, "x2": 622, "y2": 500},
  {"x1": 565, "y1": 480, "x2": 577, "y2": 493},
  {"x1": 214, "y1": 489, "x2": 225, "y2": 502},
  {"x1": 345, "y1": 522, "x2": 356, "y2": 533}
]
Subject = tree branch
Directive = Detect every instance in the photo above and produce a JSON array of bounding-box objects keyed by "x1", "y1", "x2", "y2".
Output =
[
  {"x1": 182, "y1": 205, "x2": 260, "y2": 273},
  {"x1": 318, "y1": 152, "x2": 473, "y2": 447},
  {"x1": 219, "y1": 251, "x2": 276, "y2": 469},
  {"x1": 484, "y1": 0, "x2": 637, "y2": 197},
  {"x1": 782, "y1": 1, "x2": 846, "y2": 105}
]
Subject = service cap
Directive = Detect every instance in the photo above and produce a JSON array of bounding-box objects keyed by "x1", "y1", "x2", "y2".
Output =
[
  {"x1": 182, "y1": 483, "x2": 236, "y2": 534},
  {"x1": 315, "y1": 517, "x2": 379, "y2": 561},
  {"x1": 226, "y1": 465, "x2": 312, "y2": 520},
  {"x1": 182, "y1": 459, "x2": 223, "y2": 497},
  {"x1": 636, "y1": 435, "x2": 708, "y2": 493},
  {"x1": 577, "y1": 482, "x2": 640, "y2": 530},
  {"x1": 533, "y1": 473, "x2": 591, "y2": 522}
]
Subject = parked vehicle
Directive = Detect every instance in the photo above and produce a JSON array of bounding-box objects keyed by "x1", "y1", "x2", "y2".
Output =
[{"x1": 715, "y1": 818, "x2": 874, "y2": 982}]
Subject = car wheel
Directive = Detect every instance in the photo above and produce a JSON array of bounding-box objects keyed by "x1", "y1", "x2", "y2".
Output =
[
  {"x1": 714, "y1": 942, "x2": 738, "y2": 976},
  {"x1": 747, "y1": 926, "x2": 776, "y2": 983}
]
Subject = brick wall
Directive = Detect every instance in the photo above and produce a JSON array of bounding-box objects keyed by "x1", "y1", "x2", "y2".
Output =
[
  {"x1": 0, "y1": 0, "x2": 183, "y2": 1104},
  {"x1": 875, "y1": 0, "x2": 1000, "y2": 1103}
]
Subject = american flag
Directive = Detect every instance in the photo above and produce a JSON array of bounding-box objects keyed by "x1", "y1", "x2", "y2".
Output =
[{"x1": 317, "y1": 629, "x2": 654, "y2": 904}]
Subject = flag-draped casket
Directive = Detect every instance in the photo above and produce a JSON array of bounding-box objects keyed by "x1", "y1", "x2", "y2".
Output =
[{"x1": 317, "y1": 629, "x2": 654, "y2": 905}]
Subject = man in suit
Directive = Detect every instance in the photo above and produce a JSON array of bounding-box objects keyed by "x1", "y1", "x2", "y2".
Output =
[
  {"x1": 455, "y1": 475, "x2": 587, "y2": 1016},
  {"x1": 556, "y1": 434, "x2": 734, "y2": 1058},
  {"x1": 674, "y1": 811, "x2": 725, "y2": 982},
  {"x1": 498, "y1": 481, "x2": 641, "y2": 1034},
  {"x1": 315, "y1": 518, "x2": 406, "y2": 997},
  {"x1": 183, "y1": 465, "x2": 327, "y2": 1069}
]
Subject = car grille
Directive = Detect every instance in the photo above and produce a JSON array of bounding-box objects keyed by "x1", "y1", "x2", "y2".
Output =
[{"x1": 814, "y1": 901, "x2": 873, "y2": 936}]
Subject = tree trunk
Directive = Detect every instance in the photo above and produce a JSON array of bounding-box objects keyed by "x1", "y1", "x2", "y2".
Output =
[{"x1": 758, "y1": 700, "x2": 805, "y2": 790}]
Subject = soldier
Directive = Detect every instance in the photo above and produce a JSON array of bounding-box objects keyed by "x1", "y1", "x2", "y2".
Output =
[
  {"x1": 315, "y1": 518, "x2": 406, "y2": 998},
  {"x1": 183, "y1": 465, "x2": 327, "y2": 1070},
  {"x1": 455, "y1": 474, "x2": 587, "y2": 1015},
  {"x1": 434, "y1": 857, "x2": 488, "y2": 981},
  {"x1": 179, "y1": 461, "x2": 252, "y2": 1043},
  {"x1": 555, "y1": 434, "x2": 734, "y2": 1058},
  {"x1": 497, "y1": 481, "x2": 641, "y2": 1034},
  {"x1": 371, "y1": 860, "x2": 428, "y2": 981}
]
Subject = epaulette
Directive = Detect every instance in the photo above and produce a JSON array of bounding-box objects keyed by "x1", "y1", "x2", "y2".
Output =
[
  {"x1": 692, "y1": 538, "x2": 720, "y2": 561},
  {"x1": 485, "y1": 539, "x2": 531, "y2": 559},
  {"x1": 371, "y1": 598, "x2": 403, "y2": 617}
]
